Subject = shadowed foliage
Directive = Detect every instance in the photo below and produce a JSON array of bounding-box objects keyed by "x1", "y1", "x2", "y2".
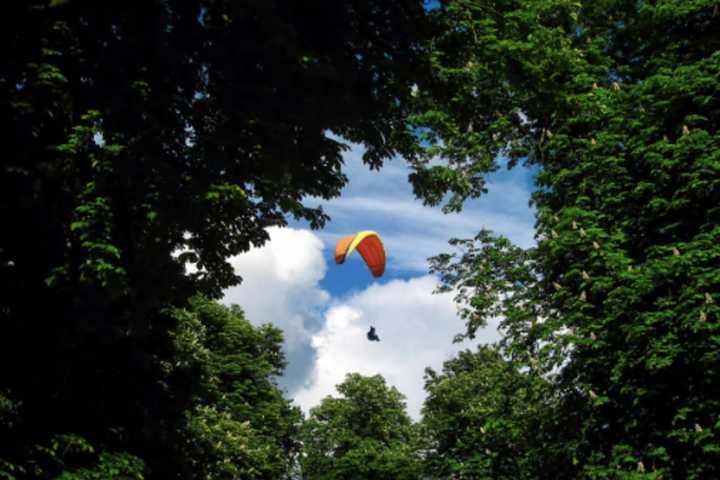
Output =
[{"x1": 0, "y1": 1, "x2": 427, "y2": 477}]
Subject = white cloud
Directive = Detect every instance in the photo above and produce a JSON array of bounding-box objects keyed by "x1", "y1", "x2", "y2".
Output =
[
  {"x1": 222, "y1": 139, "x2": 536, "y2": 418},
  {"x1": 300, "y1": 141, "x2": 537, "y2": 275},
  {"x1": 293, "y1": 275, "x2": 501, "y2": 420},
  {"x1": 221, "y1": 227, "x2": 503, "y2": 420},
  {"x1": 222, "y1": 227, "x2": 330, "y2": 391},
  {"x1": 317, "y1": 185, "x2": 535, "y2": 272}
]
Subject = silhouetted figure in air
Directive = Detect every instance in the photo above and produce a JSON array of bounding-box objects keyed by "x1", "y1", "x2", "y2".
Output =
[{"x1": 367, "y1": 326, "x2": 380, "y2": 342}]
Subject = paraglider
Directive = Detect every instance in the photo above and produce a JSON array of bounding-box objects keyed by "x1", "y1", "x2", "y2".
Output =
[
  {"x1": 335, "y1": 231, "x2": 386, "y2": 341},
  {"x1": 334, "y1": 230, "x2": 386, "y2": 278},
  {"x1": 367, "y1": 326, "x2": 380, "y2": 342}
]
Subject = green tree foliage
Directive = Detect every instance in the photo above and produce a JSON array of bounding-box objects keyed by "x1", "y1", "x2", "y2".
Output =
[
  {"x1": 300, "y1": 374, "x2": 421, "y2": 480},
  {"x1": 171, "y1": 298, "x2": 302, "y2": 480},
  {"x1": 0, "y1": 1, "x2": 425, "y2": 477},
  {"x1": 0, "y1": 396, "x2": 144, "y2": 479},
  {"x1": 422, "y1": 345, "x2": 571, "y2": 479},
  {"x1": 426, "y1": 230, "x2": 580, "y2": 480},
  {"x1": 418, "y1": 0, "x2": 720, "y2": 478},
  {"x1": 1, "y1": 297, "x2": 299, "y2": 479}
]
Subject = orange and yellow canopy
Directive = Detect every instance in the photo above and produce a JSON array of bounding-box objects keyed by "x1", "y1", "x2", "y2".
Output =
[{"x1": 334, "y1": 231, "x2": 386, "y2": 278}]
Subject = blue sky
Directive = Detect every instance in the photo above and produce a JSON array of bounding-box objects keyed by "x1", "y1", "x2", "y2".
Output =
[
  {"x1": 301, "y1": 145, "x2": 538, "y2": 296},
  {"x1": 222, "y1": 141, "x2": 537, "y2": 418}
]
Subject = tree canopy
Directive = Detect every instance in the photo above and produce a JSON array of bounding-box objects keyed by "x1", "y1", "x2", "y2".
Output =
[
  {"x1": 420, "y1": 0, "x2": 720, "y2": 477},
  {"x1": 2, "y1": 0, "x2": 719, "y2": 478},
  {"x1": 422, "y1": 345, "x2": 571, "y2": 479},
  {"x1": 300, "y1": 373, "x2": 421, "y2": 480},
  {"x1": 0, "y1": 1, "x2": 427, "y2": 478}
]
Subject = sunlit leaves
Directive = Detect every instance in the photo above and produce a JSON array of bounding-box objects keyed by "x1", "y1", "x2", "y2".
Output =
[
  {"x1": 422, "y1": 346, "x2": 566, "y2": 479},
  {"x1": 301, "y1": 374, "x2": 421, "y2": 480},
  {"x1": 419, "y1": 0, "x2": 720, "y2": 477}
]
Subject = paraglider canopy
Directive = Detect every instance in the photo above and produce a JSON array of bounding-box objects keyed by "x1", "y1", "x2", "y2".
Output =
[{"x1": 334, "y1": 230, "x2": 386, "y2": 278}]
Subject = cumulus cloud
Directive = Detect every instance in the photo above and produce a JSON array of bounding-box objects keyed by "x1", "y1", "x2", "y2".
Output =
[
  {"x1": 222, "y1": 139, "x2": 536, "y2": 417},
  {"x1": 222, "y1": 227, "x2": 330, "y2": 392},
  {"x1": 221, "y1": 227, "x2": 503, "y2": 419},
  {"x1": 293, "y1": 275, "x2": 501, "y2": 420}
]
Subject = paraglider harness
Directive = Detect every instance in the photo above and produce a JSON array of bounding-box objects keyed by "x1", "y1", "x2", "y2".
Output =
[{"x1": 367, "y1": 326, "x2": 380, "y2": 342}]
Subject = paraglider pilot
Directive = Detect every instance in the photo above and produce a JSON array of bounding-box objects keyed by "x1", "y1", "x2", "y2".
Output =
[{"x1": 367, "y1": 326, "x2": 380, "y2": 342}]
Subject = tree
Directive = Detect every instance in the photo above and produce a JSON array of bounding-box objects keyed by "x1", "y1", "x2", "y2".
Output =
[
  {"x1": 426, "y1": 230, "x2": 580, "y2": 479},
  {"x1": 0, "y1": 297, "x2": 300, "y2": 480},
  {"x1": 171, "y1": 298, "x2": 302, "y2": 480},
  {"x1": 300, "y1": 373, "x2": 421, "y2": 480},
  {"x1": 0, "y1": 2, "x2": 428, "y2": 476},
  {"x1": 417, "y1": 0, "x2": 720, "y2": 477},
  {"x1": 422, "y1": 345, "x2": 571, "y2": 480}
]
